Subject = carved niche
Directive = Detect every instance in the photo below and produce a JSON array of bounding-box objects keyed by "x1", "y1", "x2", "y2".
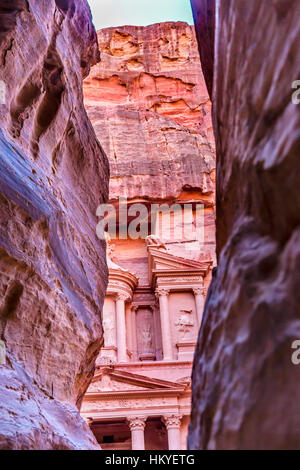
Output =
[
  {"x1": 102, "y1": 300, "x2": 116, "y2": 348},
  {"x1": 175, "y1": 309, "x2": 195, "y2": 341},
  {"x1": 136, "y1": 307, "x2": 156, "y2": 361}
]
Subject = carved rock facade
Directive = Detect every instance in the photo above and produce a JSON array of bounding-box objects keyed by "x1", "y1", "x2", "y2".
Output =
[
  {"x1": 81, "y1": 21, "x2": 216, "y2": 450},
  {"x1": 189, "y1": 0, "x2": 300, "y2": 450},
  {"x1": 0, "y1": 0, "x2": 108, "y2": 450}
]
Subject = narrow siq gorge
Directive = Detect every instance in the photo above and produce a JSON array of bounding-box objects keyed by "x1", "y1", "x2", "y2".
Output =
[
  {"x1": 0, "y1": 0, "x2": 299, "y2": 451},
  {"x1": 81, "y1": 21, "x2": 215, "y2": 450}
]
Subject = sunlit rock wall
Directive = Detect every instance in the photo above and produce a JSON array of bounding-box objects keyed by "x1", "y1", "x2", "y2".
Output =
[
  {"x1": 0, "y1": 0, "x2": 109, "y2": 449},
  {"x1": 84, "y1": 22, "x2": 215, "y2": 202},
  {"x1": 190, "y1": 0, "x2": 214, "y2": 98},
  {"x1": 84, "y1": 22, "x2": 216, "y2": 284},
  {"x1": 189, "y1": 0, "x2": 300, "y2": 450}
]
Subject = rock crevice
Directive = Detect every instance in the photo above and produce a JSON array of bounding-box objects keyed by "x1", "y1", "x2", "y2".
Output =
[{"x1": 189, "y1": 0, "x2": 300, "y2": 450}]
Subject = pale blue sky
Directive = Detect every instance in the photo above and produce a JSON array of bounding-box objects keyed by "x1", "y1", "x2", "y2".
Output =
[{"x1": 87, "y1": 0, "x2": 194, "y2": 30}]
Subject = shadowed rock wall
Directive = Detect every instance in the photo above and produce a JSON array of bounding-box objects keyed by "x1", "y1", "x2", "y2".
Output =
[
  {"x1": 189, "y1": 0, "x2": 300, "y2": 449},
  {"x1": 84, "y1": 22, "x2": 215, "y2": 202},
  {"x1": 0, "y1": 0, "x2": 109, "y2": 449},
  {"x1": 83, "y1": 22, "x2": 216, "y2": 287},
  {"x1": 190, "y1": 0, "x2": 215, "y2": 98}
]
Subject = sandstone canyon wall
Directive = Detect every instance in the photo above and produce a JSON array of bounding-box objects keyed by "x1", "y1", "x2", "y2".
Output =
[
  {"x1": 84, "y1": 22, "x2": 216, "y2": 284},
  {"x1": 81, "y1": 23, "x2": 216, "y2": 450},
  {"x1": 189, "y1": 0, "x2": 300, "y2": 449},
  {"x1": 0, "y1": 0, "x2": 108, "y2": 449}
]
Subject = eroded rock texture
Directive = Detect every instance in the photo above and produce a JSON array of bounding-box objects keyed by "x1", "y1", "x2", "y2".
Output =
[
  {"x1": 84, "y1": 23, "x2": 216, "y2": 286},
  {"x1": 189, "y1": 0, "x2": 300, "y2": 450},
  {"x1": 0, "y1": 0, "x2": 108, "y2": 449},
  {"x1": 84, "y1": 22, "x2": 215, "y2": 202}
]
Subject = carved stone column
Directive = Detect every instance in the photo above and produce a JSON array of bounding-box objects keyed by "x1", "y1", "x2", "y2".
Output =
[
  {"x1": 116, "y1": 293, "x2": 128, "y2": 363},
  {"x1": 163, "y1": 415, "x2": 182, "y2": 450},
  {"x1": 155, "y1": 288, "x2": 173, "y2": 361},
  {"x1": 131, "y1": 306, "x2": 138, "y2": 361},
  {"x1": 127, "y1": 416, "x2": 147, "y2": 450},
  {"x1": 125, "y1": 303, "x2": 133, "y2": 357},
  {"x1": 193, "y1": 287, "x2": 206, "y2": 328}
]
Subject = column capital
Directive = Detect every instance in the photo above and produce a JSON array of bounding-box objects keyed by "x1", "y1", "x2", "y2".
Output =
[
  {"x1": 163, "y1": 414, "x2": 182, "y2": 429},
  {"x1": 127, "y1": 416, "x2": 147, "y2": 430},
  {"x1": 116, "y1": 292, "x2": 129, "y2": 302},
  {"x1": 193, "y1": 287, "x2": 205, "y2": 296},
  {"x1": 115, "y1": 292, "x2": 128, "y2": 363},
  {"x1": 155, "y1": 287, "x2": 170, "y2": 297}
]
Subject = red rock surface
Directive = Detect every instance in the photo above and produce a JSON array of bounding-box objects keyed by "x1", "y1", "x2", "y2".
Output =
[
  {"x1": 189, "y1": 0, "x2": 300, "y2": 450},
  {"x1": 0, "y1": 0, "x2": 108, "y2": 449},
  {"x1": 84, "y1": 22, "x2": 215, "y2": 202},
  {"x1": 84, "y1": 23, "x2": 216, "y2": 286}
]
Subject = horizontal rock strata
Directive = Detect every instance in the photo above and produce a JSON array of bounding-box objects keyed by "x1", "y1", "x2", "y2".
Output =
[
  {"x1": 0, "y1": 0, "x2": 109, "y2": 449},
  {"x1": 84, "y1": 22, "x2": 216, "y2": 285},
  {"x1": 84, "y1": 22, "x2": 215, "y2": 202}
]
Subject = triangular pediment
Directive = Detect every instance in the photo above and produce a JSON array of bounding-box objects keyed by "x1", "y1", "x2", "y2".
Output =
[
  {"x1": 148, "y1": 246, "x2": 211, "y2": 283},
  {"x1": 154, "y1": 256, "x2": 198, "y2": 271},
  {"x1": 86, "y1": 368, "x2": 185, "y2": 394}
]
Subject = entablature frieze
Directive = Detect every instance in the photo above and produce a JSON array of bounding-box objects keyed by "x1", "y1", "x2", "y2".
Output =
[
  {"x1": 83, "y1": 387, "x2": 190, "y2": 400},
  {"x1": 82, "y1": 409, "x2": 192, "y2": 423},
  {"x1": 154, "y1": 276, "x2": 205, "y2": 294},
  {"x1": 82, "y1": 396, "x2": 180, "y2": 412},
  {"x1": 81, "y1": 395, "x2": 191, "y2": 418}
]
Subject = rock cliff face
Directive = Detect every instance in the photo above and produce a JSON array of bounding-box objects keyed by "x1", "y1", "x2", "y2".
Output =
[
  {"x1": 0, "y1": 0, "x2": 108, "y2": 449},
  {"x1": 189, "y1": 0, "x2": 300, "y2": 450},
  {"x1": 84, "y1": 22, "x2": 215, "y2": 202},
  {"x1": 190, "y1": 0, "x2": 214, "y2": 98},
  {"x1": 84, "y1": 22, "x2": 216, "y2": 286}
]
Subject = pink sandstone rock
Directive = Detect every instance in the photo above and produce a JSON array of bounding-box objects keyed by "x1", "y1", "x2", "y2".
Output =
[
  {"x1": 189, "y1": 0, "x2": 300, "y2": 450},
  {"x1": 84, "y1": 22, "x2": 215, "y2": 202},
  {"x1": 0, "y1": 0, "x2": 108, "y2": 449},
  {"x1": 83, "y1": 22, "x2": 216, "y2": 284},
  {"x1": 81, "y1": 22, "x2": 216, "y2": 450}
]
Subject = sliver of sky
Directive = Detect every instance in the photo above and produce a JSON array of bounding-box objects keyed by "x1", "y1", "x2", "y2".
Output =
[{"x1": 87, "y1": 0, "x2": 194, "y2": 30}]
